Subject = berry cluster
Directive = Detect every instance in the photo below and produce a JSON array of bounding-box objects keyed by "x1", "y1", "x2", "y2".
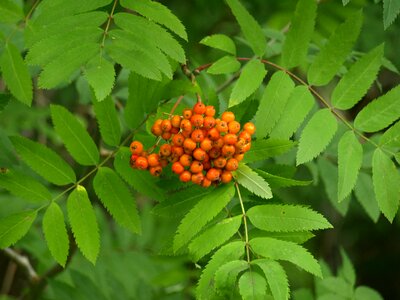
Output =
[{"x1": 129, "y1": 102, "x2": 255, "y2": 187}]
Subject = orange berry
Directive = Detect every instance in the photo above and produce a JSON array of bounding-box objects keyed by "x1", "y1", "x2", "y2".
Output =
[
  {"x1": 159, "y1": 144, "x2": 172, "y2": 157},
  {"x1": 183, "y1": 138, "x2": 196, "y2": 152},
  {"x1": 162, "y1": 131, "x2": 172, "y2": 140},
  {"x1": 203, "y1": 116, "x2": 216, "y2": 130},
  {"x1": 213, "y1": 138, "x2": 224, "y2": 149},
  {"x1": 191, "y1": 114, "x2": 204, "y2": 128},
  {"x1": 147, "y1": 153, "x2": 160, "y2": 167},
  {"x1": 239, "y1": 131, "x2": 252, "y2": 143},
  {"x1": 221, "y1": 111, "x2": 235, "y2": 123},
  {"x1": 213, "y1": 157, "x2": 227, "y2": 168},
  {"x1": 203, "y1": 160, "x2": 212, "y2": 170},
  {"x1": 172, "y1": 133, "x2": 184, "y2": 146},
  {"x1": 171, "y1": 115, "x2": 182, "y2": 128},
  {"x1": 216, "y1": 120, "x2": 228, "y2": 133},
  {"x1": 130, "y1": 154, "x2": 139, "y2": 168},
  {"x1": 223, "y1": 133, "x2": 238, "y2": 145},
  {"x1": 234, "y1": 154, "x2": 244, "y2": 161},
  {"x1": 151, "y1": 124, "x2": 163, "y2": 136},
  {"x1": 135, "y1": 156, "x2": 148, "y2": 170},
  {"x1": 179, "y1": 170, "x2": 192, "y2": 182},
  {"x1": 154, "y1": 119, "x2": 163, "y2": 127},
  {"x1": 150, "y1": 166, "x2": 162, "y2": 177},
  {"x1": 236, "y1": 139, "x2": 246, "y2": 149},
  {"x1": 192, "y1": 172, "x2": 205, "y2": 185},
  {"x1": 205, "y1": 105, "x2": 216, "y2": 117},
  {"x1": 171, "y1": 146, "x2": 184, "y2": 162},
  {"x1": 182, "y1": 130, "x2": 191, "y2": 138},
  {"x1": 193, "y1": 102, "x2": 206, "y2": 114},
  {"x1": 190, "y1": 161, "x2": 204, "y2": 173},
  {"x1": 160, "y1": 158, "x2": 169, "y2": 167},
  {"x1": 202, "y1": 178, "x2": 212, "y2": 187},
  {"x1": 170, "y1": 127, "x2": 179, "y2": 134},
  {"x1": 191, "y1": 129, "x2": 205, "y2": 143},
  {"x1": 172, "y1": 161, "x2": 185, "y2": 174},
  {"x1": 200, "y1": 138, "x2": 213, "y2": 152},
  {"x1": 179, "y1": 154, "x2": 192, "y2": 167},
  {"x1": 209, "y1": 147, "x2": 221, "y2": 159},
  {"x1": 222, "y1": 145, "x2": 235, "y2": 157},
  {"x1": 180, "y1": 119, "x2": 192, "y2": 132},
  {"x1": 161, "y1": 119, "x2": 172, "y2": 132},
  {"x1": 221, "y1": 171, "x2": 233, "y2": 183},
  {"x1": 207, "y1": 128, "x2": 220, "y2": 141},
  {"x1": 243, "y1": 122, "x2": 256, "y2": 135},
  {"x1": 206, "y1": 168, "x2": 220, "y2": 181},
  {"x1": 241, "y1": 142, "x2": 251, "y2": 153},
  {"x1": 130, "y1": 141, "x2": 143, "y2": 155},
  {"x1": 193, "y1": 148, "x2": 207, "y2": 161},
  {"x1": 228, "y1": 121, "x2": 241, "y2": 134},
  {"x1": 183, "y1": 108, "x2": 193, "y2": 120},
  {"x1": 225, "y1": 158, "x2": 239, "y2": 171}
]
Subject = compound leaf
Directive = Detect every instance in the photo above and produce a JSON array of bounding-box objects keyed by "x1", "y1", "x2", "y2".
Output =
[
  {"x1": 85, "y1": 57, "x2": 115, "y2": 101},
  {"x1": 235, "y1": 164, "x2": 272, "y2": 200}
]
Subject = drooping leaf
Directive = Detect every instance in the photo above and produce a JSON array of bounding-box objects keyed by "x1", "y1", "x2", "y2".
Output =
[
  {"x1": 42, "y1": 202, "x2": 69, "y2": 266},
  {"x1": 0, "y1": 93, "x2": 11, "y2": 112},
  {"x1": 332, "y1": 45, "x2": 384, "y2": 110},
  {"x1": 67, "y1": 185, "x2": 100, "y2": 264},
  {"x1": 337, "y1": 131, "x2": 363, "y2": 202},
  {"x1": 214, "y1": 260, "x2": 249, "y2": 297},
  {"x1": 282, "y1": 0, "x2": 317, "y2": 68},
  {"x1": 338, "y1": 248, "x2": 356, "y2": 287},
  {"x1": 243, "y1": 139, "x2": 296, "y2": 163},
  {"x1": 200, "y1": 34, "x2": 236, "y2": 55},
  {"x1": 296, "y1": 109, "x2": 338, "y2": 165},
  {"x1": 85, "y1": 57, "x2": 115, "y2": 101},
  {"x1": 253, "y1": 259, "x2": 289, "y2": 300},
  {"x1": 121, "y1": 0, "x2": 187, "y2": 41},
  {"x1": 0, "y1": 170, "x2": 51, "y2": 204},
  {"x1": 0, "y1": 43, "x2": 33, "y2": 106},
  {"x1": 188, "y1": 215, "x2": 242, "y2": 261},
  {"x1": 354, "y1": 172, "x2": 380, "y2": 222},
  {"x1": 10, "y1": 135, "x2": 76, "y2": 185},
  {"x1": 255, "y1": 71, "x2": 295, "y2": 139},
  {"x1": 250, "y1": 237, "x2": 322, "y2": 277},
  {"x1": 256, "y1": 169, "x2": 312, "y2": 189},
  {"x1": 354, "y1": 286, "x2": 384, "y2": 300},
  {"x1": 383, "y1": 0, "x2": 400, "y2": 29},
  {"x1": 354, "y1": 85, "x2": 400, "y2": 132},
  {"x1": 196, "y1": 241, "x2": 245, "y2": 300},
  {"x1": 270, "y1": 86, "x2": 315, "y2": 140},
  {"x1": 307, "y1": 10, "x2": 363, "y2": 86},
  {"x1": 320, "y1": 277, "x2": 353, "y2": 298},
  {"x1": 207, "y1": 56, "x2": 241, "y2": 74},
  {"x1": 235, "y1": 164, "x2": 272, "y2": 200},
  {"x1": 379, "y1": 120, "x2": 400, "y2": 149},
  {"x1": 238, "y1": 270, "x2": 267, "y2": 300},
  {"x1": 0, "y1": 210, "x2": 37, "y2": 248},
  {"x1": 225, "y1": 0, "x2": 266, "y2": 56},
  {"x1": 93, "y1": 167, "x2": 141, "y2": 233},
  {"x1": 173, "y1": 184, "x2": 235, "y2": 252},
  {"x1": 247, "y1": 204, "x2": 332, "y2": 232},
  {"x1": 93, "y1": 95, "x2": 121, "y2": 147},
  {"x1": 372, "y1": 148, "x2": 400, "y2": 222},
  {"x1": 229, "y1": 59, "x2": 266, "y2": 107},
  {"x1": 51, "y1": 105, "x2": 99, "y2": 166}
]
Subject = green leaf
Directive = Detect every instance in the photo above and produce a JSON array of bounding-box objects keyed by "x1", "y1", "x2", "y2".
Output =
[
  {"x1": 238, "y1": 271, "x2": 267, "y2": 300},
  {"x1": 215, "y1": 260, "x2": 249, "y2": 297},
  {"x1": 296, "y1": 109, "x2": 338, "y2": 165},
  {"x1": 0, "y1": 210, "x2": 37, "y2": 248},
  {"x1": 121, "y1": 0, "x2": 187, "y2": 41},
  {"x1": 354, "y1": 85, "x2": 400, "y2": 132},
  {"x1": 188, "y1": 215, "x2": 242, "y2": 261},
  {"x1": 253, "y1": 259, "x2": 289, "y2": 300},
  {"x1": 0, "y1": 0, "x2": 24, "y2": 23},
  {"x1": 256, "y1": 169, "x2": 312, "y2": 189},
  {"x1": 243, "y1": 139, "x2": 296, "y2": 163},
  {"x1": 250, "y1": 237, "x2": 322, "y2": 277},
  {"x1": 379, "y1": 120, "x2": 400, "y2": 149},
  {"x1": 235, "y1": 164, "x2": 272, "y2": 200},
  {"x1": 93, "y1": 95, "x2": 121, "y2": 147},
  {"x1": 42, "y1": 202, "x2": 69, "y2": 267},
  {"x1": 114, "y1": 147, "x2": 165, "y2": 201},
  {"x1": 0, "y1": 43, "x2": 33, "y2": 106},
  {"x1": 85, "y1": 57, "x2": 115, "y2": 101},
  {"x1": 200, "y1": 34, "x2": 236, "y2": 55},
  {"x1": 282, "y1": 0, "x2": 317, "y2": 68},
  {"x1": 207, "y1": 56, "x2": 241, "y2": 74},
  {"x1": 196, "y1": 241, "x2": 245, "y2": 300},
  {"x1": 93, "y1": 167, "x2": 141, "y2": 233},
  {"x1": 247, "y1": 204, "x2": 332, "y2": 232},
  {"x1": 343, "y1": 0, "x2": 351, "y2": 5},
  {"x1": 0, "y1": 170, "x2": 51, "y2": 204},
  {"x1": 332, "y1": 45, "x2": 384, "y2": 110},
  {"x1": 173, "y1": 184, "x2": 235, "y2": 252},
  {"x1": 307, "y1": 10, "x2": 363, "y2": 86},
  {"x1": 255, "y1": 71, "x2": 295, "y2": 139},
  {"x1": 10, "y1": 135, "x2": 76, "y2": 185},
  {"x1": 383, "y1": 0, "x2": 400, "y2": 29},
  {"x1": 354, "y1": 172, "x2": 380, "y2": 222},
  {"x1": 229, "y1": 59, "x2": 266, "y2": 107},
  {"x1": 270, "y1": 86, "x2": 315, "y2": 140},
  {"x1": 51, "y1": 104, "x2": 99, "y2": 166},
  {"x1": 251, "y1": 230, "x2": 315, "y2": 244},
  {"x1": 38, "y1": 43, "x2": 99, "y2": 89},
  {"x1": 67, "y1": 185, "x2": 100, "y2": 264},
  {"x1": 226, "y1": 0, "x2": 266, "y2": 56},
  {"x1": 354, "y1": 286, "x2": 384, "y2": 300},
  {"x1": 0, "y1": 93, "x2": 11, "y2": 112},
  {"x1": 372, "y1": 148, "x2": 400, "y2": 222},
  {"x1": 337, "y1": 131, "x2": 363, "y2": 202},
  {"x1": 338, "y1": 248, "x2": 356, "y2": 287},
  {"x1": 320, "y1": 277, "x2": 353, "y2": 298}
]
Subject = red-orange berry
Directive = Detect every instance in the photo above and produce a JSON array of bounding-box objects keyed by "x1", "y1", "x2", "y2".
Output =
[
  {"x1": 172, "y1": 133, "x2": 184, "y2": 146},
  {"x1": 221, "y1": 111, "x2": 235, "y2": 123},
  {"x1": 150, "y1": 166, "x2": 162, "y2": 177},
  {"x1": 182, "y1": 130, "x2": 191, "y2": 138},
  {"x1": 192, "y1": 172, "x2": 204, "y2": 185},
  {"x1": 151, "y1": 123, "x2": 163, "y2": 136},
  {"x1": 191, "y1": 114, "x2": 204, "y2": 128},
  {"x1": 209, "y1": 147, "x2": 221, "y2": 159},
  {"x1": 202, "y1": 178, "x2": 212, "y2": 187},
  {"x1": 228, "y1": 121, "x2": 241, "y2": 134},
  {"x1": 234, "y1": 153, "x2": 244, "y2": 161},
  {"x1": 243, "y1": 122, "x2": 256, "y2": 135},
  {"x1": 193, "y1": 148, "x2": 207, "y2": 161},
  {"x1": 200, "y1": 138, "x2": 213, "y2": 152},
  {"x1": 159, "y1": 144, "x2": 172, "y2": 157},
  {"x1": 180, "y1": 170, "x2": 192, "y2": 182},
  {"x1": 190, "y1": 161, "x2": 203, "y2": 173},
  {"x1": 171, "y1": 115, "x2": 182, "y2": 128},
  {"x1": 170, "y1": 127, "x2": 179, "y2": 134},
  {"x1": 221, "y1": 171, "x2": 233, "y2": 183},
  {"x1": 172, "y1": 161, "x2": 185, "y2": 174},
  {"x1": 239, "y1": 131, "x2": 252, "y2": 143},
  {"x1": 161, "y1": 131, "x2": 172, "y2": 140},
  {"x1": 135, "y1": 156, "x2": 148, "y2": 170},
  {"x1": 160, "y1": 158, "x2": 169, "y2": 168},
  {"x1": 183, "y1": 138, "x2": 196, "y2": 152},
  {"x1": 222, "y1": 145, "x2": 235, "y2": 157},
  {"x1": 180, "y1": 119, "x2": 192, "y2": 132},
  {"x1": 206, "y1": 168, "x2": 220, "y2": 181},
  {"x1": 203, "y1": 160, "x2": 212, "y2": 170},
  {"x1": 161, "y1": 119, "x2": 172, "y2": 132},
  {"x1": 193, "y1": 102, "x2": 206, "y2": 114},
  {"x1": 130, "y1": 141, "x2": 143, "y2": 155},
  {"x1": 225, "y1": 158, "x2": 239, "y2": 171},
  {"x1": 130, "y1": 154, "x2": 139, "y2": 167},
  {"x1": 205, "y1": 105, "x2": 216, "y2": 117},
  {"x1": 213, "y1": 157, "x2": 227, "y2": 168},
  {"x1": 147, "y1": 153, "x2": 160, "y2": 167},
  {"x1": 203, "y1": 116, "x2": 216, "y2": 130},
  {"x1": 179, "y1": 154, "x2": 192, "y2": 167},
  {"x1": 171, "y1": 146, "x2": 184, "y2": 162},
  {"x1": 191, "y1": 129, "x2": 205, "y2": 143},
  {"x1": 216, "y1": 120, "x2": 228, "y2": 133},
  {"x1": 207, "y1": 128, "x2": 220, "y2": 141},
  {"x1": 223, "y1": 133, "x2": 238, "y2": 145},
  {"x1": 213, "y1": 138, "x2": 224, "y2": 149},
  {"x1": 183, "y1": 109, "x2": 193, "y2": 120}
]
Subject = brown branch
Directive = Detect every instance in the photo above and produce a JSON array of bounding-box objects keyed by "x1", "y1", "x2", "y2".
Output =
[{"x1": 3, "y1": 248, "x2": 39, "y2": 283}]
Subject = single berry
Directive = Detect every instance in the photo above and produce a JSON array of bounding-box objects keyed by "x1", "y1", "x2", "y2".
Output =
[
  {"x1": 172, "y1": 161, "x2": 185, "y2": 174},
  {"x1": 205, "y1": 105, "x2": 216, "y2": 117},
  {"x1": 193, "y1": 148, "x2": 207, "y2": 161},
  {"x1": 161, "y1": 131, "x2": 172, "y2": 140},
  {"x1": 200, "y1": 138, "x2": 213, "y2": 151},
  {"x1": 243, "y1": 122, "x2": 256, "y2": 135},
  {"x1": 216, "y1": 120, "x2": 228, "y2": 133},
  {"x1": 213, "y1": 138, "x2": 224, "y2": 149},
  {"x1": 191, "y1": 114, "x2": 204, "y2": 128},
  {"x1": 222, "y1": 145, "x2": 235, "y2": 157},
  {"x1": 203, "y1": 116, "x2": 216, "y2": 130},
  {"x1": 213, "y1": 156, "x2": 227, "y2": 168},
  {"x1": 159, "y1": 144, "x2": 172, "y2": 157},
  {"x1": 223, "y1": 133, "x2": 238, "y2": 145},
  {"x1": 225, "y1": 158, "x2": 239, "y2": 171},
  {"x1": 147, "y1": 153, "x2": 160, "y2": 167},
  {"x1": 206, "y1": 168, "x2": 220, "y2": 181},
  {"x1": 150, "y1": 166, "x2": 162, "y2": 177},
  {"x1": 191, "y1": 129, "x2": 205, "y2": 143},
  {"x1": 135, "y1": 156, "x2": 148, "y2": 170},
  {"x1": 221, "y1": 171, "x2": 233, "y2": 183},
  {"x1": 191, "y1": 172, "x2": 205, "y2": 185},
  {"x1": 179, "y1": 170, "x2": 192, "y2": 182},
  {"x1": 190, "y1": 161, "x2": 204, "y2": 173},
  {"x1": 207, "y1": 128, "x2": 220, "y2": 141},
  {"x1": 161, "y1": 119, "x2": 172, "y2": 132},
  {"x1": 171, "y1": 115, "x2": 182, "y2": 128},
  {"x1": 193, "y1": 102, "x2": 206, "y2": 114},
  {"x1": 179, "y1": 154, "x2": 192, "y2": 167},
  {"x1": 228, "y1": 121, "x2": 241, "y2": 134},
  {"x1": 183, "y1": 138, "x2": 197, "y2": 152},
  {"x1": 180, "y1": 119, "x2": 192, "y2": 132},
  {"x1": 130, "y1": 141, "x2": 143, "y2": 155},
  {"x1": 183, "y1": 109, "x2": 193, "y2": 120},
  {"x1": 221, "y1": 111, "x2": 235, "y2": 123},
  {"x1": 209, "y1": 147, "x2": 221, "y2": 159},
  {"x1": 202, "y1": 178, "x2": 212, "y2": 187}
]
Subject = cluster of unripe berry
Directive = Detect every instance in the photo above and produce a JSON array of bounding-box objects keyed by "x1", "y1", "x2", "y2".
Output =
[{"x1": 129, "y1": 102, "x2": 255, "y2": 187}]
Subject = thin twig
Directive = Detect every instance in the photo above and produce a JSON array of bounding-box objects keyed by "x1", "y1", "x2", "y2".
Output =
[
  {"x1": 3, "y1": 248, "x2": 39, "y2": 283},
  {"x1": 235, "y1": 181, "x2": 250, "y2": 263}
]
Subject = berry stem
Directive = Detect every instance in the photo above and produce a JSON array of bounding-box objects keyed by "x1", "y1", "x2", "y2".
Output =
[{"x1": 235, "y1": 181, "x2": 251, "y2": 264}]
